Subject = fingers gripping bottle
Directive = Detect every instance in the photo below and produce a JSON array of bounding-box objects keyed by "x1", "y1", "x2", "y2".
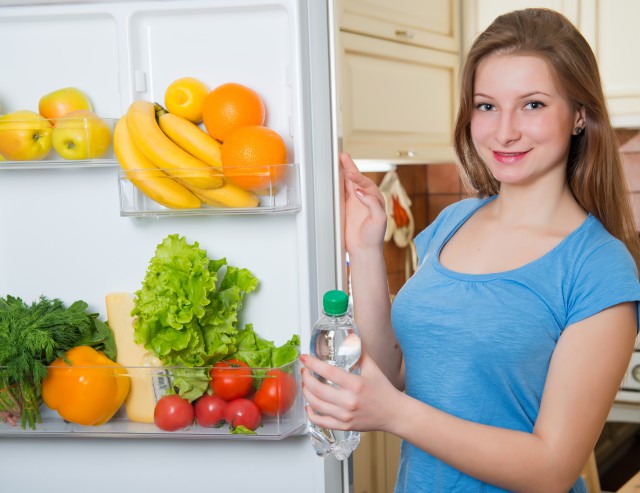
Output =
[{"x1": 309, "y1": 290, "x2": 362, "y2": 460}]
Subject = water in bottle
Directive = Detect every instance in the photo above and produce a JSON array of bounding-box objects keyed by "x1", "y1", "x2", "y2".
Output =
[{"x1": 308, "y1": 289, "x2": 362, "y2": 460}]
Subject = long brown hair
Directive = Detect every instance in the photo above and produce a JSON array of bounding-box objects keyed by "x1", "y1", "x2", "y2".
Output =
[{"x1": 453, "y1": 8, "x2": 640, "y2": 269}]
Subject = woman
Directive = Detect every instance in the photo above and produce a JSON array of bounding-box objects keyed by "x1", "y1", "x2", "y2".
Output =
[{"x1": 301, "y1": 8, "x2": 640, "y2": 493}]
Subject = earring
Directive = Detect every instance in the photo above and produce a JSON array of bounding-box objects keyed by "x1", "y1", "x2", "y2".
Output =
[{"x1": 574, "y1": 126, "x2": 584, "y2": 135}]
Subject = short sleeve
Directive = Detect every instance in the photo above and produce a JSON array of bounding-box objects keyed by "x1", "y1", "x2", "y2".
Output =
[
  {"x1": 413, "y1": 203, "x2": 455, "y2": 265},
  {"x1": 413, "y1": 219, "x2": 442, "y2": 264},
  {"x1": 566, "y1": 239, "x2": 640, "y2": 331}
]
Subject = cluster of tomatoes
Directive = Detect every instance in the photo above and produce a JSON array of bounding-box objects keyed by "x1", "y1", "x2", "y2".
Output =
[{"x1": 153, "y1": 359, "x2": 298, "y2": 433}]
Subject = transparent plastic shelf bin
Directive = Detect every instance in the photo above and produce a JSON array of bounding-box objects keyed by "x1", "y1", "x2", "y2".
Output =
[
  {"x1": 0, "y1": 116, "x2": 117, "y2": 169},
  {"x1": 0, "y1": 358, "x2": 306, "y2": 440},
  {"x1": 118, "y1": 162, "x2": 301, "y2": 217}
]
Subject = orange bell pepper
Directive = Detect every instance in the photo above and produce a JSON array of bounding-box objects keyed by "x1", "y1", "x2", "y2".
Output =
[{"x1": 42, "y1": 346, "x2": 130, "y2": 426}]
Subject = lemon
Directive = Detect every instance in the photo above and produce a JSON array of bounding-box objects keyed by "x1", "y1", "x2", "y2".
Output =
[{"x1": 164, "y1": 77, "x2": 209, "y2": 124}]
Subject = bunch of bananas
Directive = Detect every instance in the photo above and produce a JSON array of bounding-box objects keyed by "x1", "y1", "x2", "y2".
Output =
[{"x1": 114, "y1": 100, "x2": 259, "y2": 210}]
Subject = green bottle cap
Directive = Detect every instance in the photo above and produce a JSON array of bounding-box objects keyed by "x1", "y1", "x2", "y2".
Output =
[{"x1": 323, "y1": 290, "x2": 349, "y2": 315}]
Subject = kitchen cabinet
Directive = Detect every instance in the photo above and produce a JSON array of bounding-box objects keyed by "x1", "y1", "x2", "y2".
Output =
[
  {"x1": 339, "y1": 0, "x2": 459, "y2": 53},
  {"x1": 338, "y1": 31, "x2": 459, "y2": 163},
  {"x1": 461, "y1": 0, "x2": 640, "y2": 127},
  {"x1": 337, "y1": 0, "x2": 460, "y2": 163},
  {"x1": 353, "y1": 431, "x2": 401, "y2": 493},
  {"x1": 579, "y1": 0, "x2": 640, "y2": 127}
]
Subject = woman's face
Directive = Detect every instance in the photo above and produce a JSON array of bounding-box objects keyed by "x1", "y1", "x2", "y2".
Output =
[{"x1": 470, "y1": 53, "x2": 583, "y2": 188}]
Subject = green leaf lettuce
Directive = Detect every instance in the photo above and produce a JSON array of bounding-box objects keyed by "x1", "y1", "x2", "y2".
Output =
[{"x1": 132, "y1": 234, "x2": 258, "y2": 369}]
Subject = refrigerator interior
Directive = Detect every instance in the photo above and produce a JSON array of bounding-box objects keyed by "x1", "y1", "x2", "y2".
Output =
[{"x1": 0, "y1": 0, "x2": 344, "y2": 491}]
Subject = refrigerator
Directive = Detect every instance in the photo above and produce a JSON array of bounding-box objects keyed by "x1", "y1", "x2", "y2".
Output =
[{"x1": 0, "y1": 0, "x2": 349, "y2": 491}]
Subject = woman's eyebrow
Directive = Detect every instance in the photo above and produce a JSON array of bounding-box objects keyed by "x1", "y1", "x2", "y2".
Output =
[{"x1": 473, "y1": 91, "x2": 551, "y2": 99}]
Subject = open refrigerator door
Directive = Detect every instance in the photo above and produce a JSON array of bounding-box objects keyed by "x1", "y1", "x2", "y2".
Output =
[{"x1": 0, "y1": 0, "x2": 346, "y2": 491}]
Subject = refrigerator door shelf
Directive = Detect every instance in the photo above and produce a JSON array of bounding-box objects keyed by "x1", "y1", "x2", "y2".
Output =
[
  {"x1": 0, "y1": 358, "x2": 307, "y2": 440},
  {"x1": 0, "y1": 117, "x2": 117, "y2": 170},
  {"x1": 0, "y1": 421, "x2": 308, "y2": 440},
  {"x1": 118, "y1": 162, "x2": 301, "y2": 216}
]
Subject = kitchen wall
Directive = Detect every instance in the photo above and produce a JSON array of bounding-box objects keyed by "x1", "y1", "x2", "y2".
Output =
[{"x1": 620, "y1": 129, "x2": 640, "y2": 228}]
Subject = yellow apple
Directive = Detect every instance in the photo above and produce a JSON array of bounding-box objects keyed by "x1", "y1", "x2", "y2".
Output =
[
  {"x1": 0, "y1": 110, "x2": 52, "y2": 161},
  {"x1": 39, "y1": 87, "x2": 93, "y2": 123},
  {"x1": 52, "y1": 110, "x2": 111, "y2": 160}
]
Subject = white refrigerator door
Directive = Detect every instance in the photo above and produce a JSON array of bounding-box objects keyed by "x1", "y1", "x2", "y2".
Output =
[{"x1": 0, "y1": 0, "x2": 347, "y2": 491}]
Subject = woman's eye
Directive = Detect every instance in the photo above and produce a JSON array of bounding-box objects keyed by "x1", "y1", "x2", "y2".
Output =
[
  {"x1": 475, "y1": 103, "x2": 494, "y2": 111},
  {"x1": 524, "y1": 101, "x2": 545, "y2": 110}
]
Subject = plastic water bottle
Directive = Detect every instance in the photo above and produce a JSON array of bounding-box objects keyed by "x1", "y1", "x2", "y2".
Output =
[{"x1": 308, "y1": 289, "x2": 362, "y2": 460}]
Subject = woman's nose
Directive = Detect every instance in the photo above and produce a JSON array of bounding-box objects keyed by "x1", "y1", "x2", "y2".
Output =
[{"x1": 495, "y1": 112, "x2": 521, "y2": 145}]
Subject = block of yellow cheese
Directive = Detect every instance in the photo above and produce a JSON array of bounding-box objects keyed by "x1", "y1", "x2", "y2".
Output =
[{"x1": 106, "y1": 292, "x2": 160, "y2": 423}]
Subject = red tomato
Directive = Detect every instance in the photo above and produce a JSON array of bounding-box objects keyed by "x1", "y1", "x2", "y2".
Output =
[
  {"x1": 224, "y1": 398, "x2": 261, "y2": 431},
  {"x1": 154, "y1": 394, "x2": 194, "y2": 432},
  {"x1": 210, "y1": 359, "x2": 253, "y2": 401},
  {"x1": 253, "y1": 369, "x2": 297, "y2": 417},
  {"x1": 194, "y1": 394, "x2": 227, "y2": 428}
]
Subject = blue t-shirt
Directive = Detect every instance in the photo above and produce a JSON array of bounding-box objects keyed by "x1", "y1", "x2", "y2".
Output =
[{"x1": 391, "y1": 197, "x2": 640, "y2": 493}]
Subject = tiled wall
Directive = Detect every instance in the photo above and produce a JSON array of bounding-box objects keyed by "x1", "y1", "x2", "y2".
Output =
[
  {"x1": 363, "y1": 163, "x2": 472, "y2": 295},
  {"x1": 619, "y1": 129, "x2": 640, "y2": 228},
  {"x1": 367, "y1": 128, "x2": 639, "y2": 296}
]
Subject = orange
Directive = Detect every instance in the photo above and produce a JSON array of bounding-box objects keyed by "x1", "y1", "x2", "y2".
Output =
[
  {"x1": 221, "y1": 125, "x2": 288, "y2": 191},
  {"x1": 202, "y1": 83, "x2": 265, "y2": 142},
  {"x1": 164, "y1": 77, "x2": 209, "y2": 124}
]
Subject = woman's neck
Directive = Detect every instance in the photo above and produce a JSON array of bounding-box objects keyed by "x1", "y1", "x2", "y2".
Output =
[{"x1": 489, "y1": 181, "x2": 586, "y2": 231}]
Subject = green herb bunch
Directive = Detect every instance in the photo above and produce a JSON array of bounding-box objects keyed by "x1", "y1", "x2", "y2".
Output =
[{"x1": 0, "y1": 295, "x2": 116, "y2": 430}]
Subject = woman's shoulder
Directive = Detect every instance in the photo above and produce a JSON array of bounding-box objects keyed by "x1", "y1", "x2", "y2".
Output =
[
  {"x1": 571, "y1": 215, "x2": 633, "y2": 260},
  {"x1": 413, "y1": 196, "x2": 491, "y2": 256},
  {"x1": 423, "y1": 196, "x2": 491, "y2": 234},
  {"x1": 433, "y1": 196, "x2": 490, "y2": 226},
  {"x1": 562, "y1": 215, "x2": 639, "y2": 292}
]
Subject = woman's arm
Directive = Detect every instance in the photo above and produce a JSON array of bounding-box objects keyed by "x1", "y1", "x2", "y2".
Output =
[
  {"x1": 301, "y1": 302, "x2": 637, "y2": 493},
  {"x1": 340, "y1": 153, "x2": 404, "y2": 388}
]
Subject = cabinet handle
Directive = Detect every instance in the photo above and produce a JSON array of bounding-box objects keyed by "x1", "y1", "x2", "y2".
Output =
[
  {"x1": 395, "y1": 29, "x2": 414, "y2": 39},
  {"x1": 632, "y1": 364, "x2": 640, "y2": 383},
  {"x1": 397, "y1": 150, "x2": 416, "y2": 158}
]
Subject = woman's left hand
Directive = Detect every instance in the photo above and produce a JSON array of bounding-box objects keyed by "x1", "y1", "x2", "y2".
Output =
[{"x1": 300, "y1": 351, "x2": 401, "y2": 433}]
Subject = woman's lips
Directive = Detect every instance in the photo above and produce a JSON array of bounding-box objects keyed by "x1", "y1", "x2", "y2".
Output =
[{"x1": 492, "y1": 150, "x2": 530, "y2": 164}]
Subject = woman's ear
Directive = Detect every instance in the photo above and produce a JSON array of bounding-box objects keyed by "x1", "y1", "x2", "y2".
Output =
[{"x1": 574, "y1": 106, "x2": 586, "y2": 130}]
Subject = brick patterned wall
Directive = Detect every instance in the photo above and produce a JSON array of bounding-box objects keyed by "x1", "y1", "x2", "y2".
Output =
[
  {"x1": 366, "y1": 128, "x2": 639, "y2": 296},
  {"x1": 619, "y1": 129, "x2": 640, "y2": 229}
]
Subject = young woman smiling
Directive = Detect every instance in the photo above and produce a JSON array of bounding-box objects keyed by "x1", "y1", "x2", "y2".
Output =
[{"x1": 301, "y1": 8, "x2": 640, "y2": 493}]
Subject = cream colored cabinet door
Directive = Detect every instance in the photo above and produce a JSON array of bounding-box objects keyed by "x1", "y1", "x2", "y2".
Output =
[
  {"x1": 353, "y1": 431, "x2": 402, "y2": 493},
  {"x1": 340, "y1": 0, "x2": 460, "y2": 53},
  {"x1": 580, "y1": 0, "x2": 640, "y2": 127},
  {"x1": 339, "y1": 32, "x2": 459, "y2": 162}
]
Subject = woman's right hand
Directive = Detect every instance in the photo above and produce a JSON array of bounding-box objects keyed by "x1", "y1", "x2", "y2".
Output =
[{"x1": 340, "y1": 153, "x2": 387, "y2": 255}]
